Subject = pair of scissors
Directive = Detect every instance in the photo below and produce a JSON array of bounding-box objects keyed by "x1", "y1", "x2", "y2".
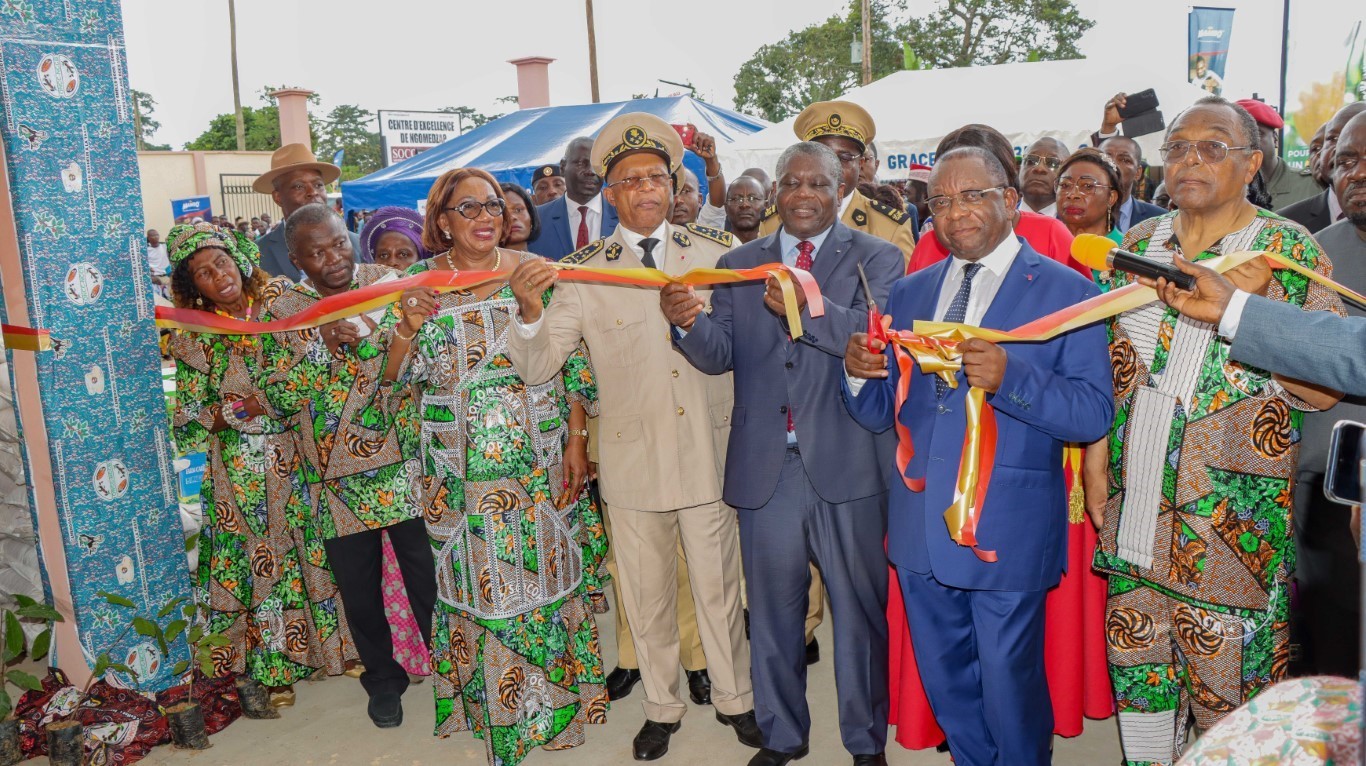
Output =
[{"x1": 857, "y1": 262, "x2": 888, "y2": 354}]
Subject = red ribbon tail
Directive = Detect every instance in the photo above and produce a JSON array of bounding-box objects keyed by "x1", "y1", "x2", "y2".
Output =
[{"x1": 891, "y1": 344, "x2": 922, "y2": 493}]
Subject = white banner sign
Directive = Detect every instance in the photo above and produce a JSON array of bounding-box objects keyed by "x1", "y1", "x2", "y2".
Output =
[{"x1": 378, "y1": 109, "x2": 461, "y2": 166}]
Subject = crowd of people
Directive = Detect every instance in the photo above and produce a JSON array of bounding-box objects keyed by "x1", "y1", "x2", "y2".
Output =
[{"x1": 154, "y1": 88, "x2": 1366, "y2": 766}]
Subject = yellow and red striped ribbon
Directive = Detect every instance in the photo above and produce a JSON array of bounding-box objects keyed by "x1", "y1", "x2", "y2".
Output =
[
  {"x1": 2, "y1": 323, "x2": 51, "y2": 352},
  {"x1": 155, "y1": 261, "x2": 824, "y2": 339}
]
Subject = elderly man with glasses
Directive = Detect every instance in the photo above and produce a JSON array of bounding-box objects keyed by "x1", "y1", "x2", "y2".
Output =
[
  {"x1": 1084, "y1": 95, "x2": 1346, "y2": 766},
  {"x1": 1020, "y1": 137, "x2": 1069, "y2": 216}
]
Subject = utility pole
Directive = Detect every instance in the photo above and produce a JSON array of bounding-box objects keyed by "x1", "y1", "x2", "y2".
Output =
[
  {"x1": 861, "y1": 0, "x2": 873, "y2": 85},
  {"x1": 228, "y1": 0, "x2": 245, "y2": 150},
  {"x1": 586, "y1": 0, "x2": 601, "y2": 103}
]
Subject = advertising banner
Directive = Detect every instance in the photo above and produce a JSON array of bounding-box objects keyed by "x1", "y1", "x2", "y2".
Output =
[
  {"x1": 378, "y1": 110, "x2": 461, "y2": 167},
  {"x1": 170, "y1": 195, "x2": 213, "y2": 224},
  {"x1": 1283, "y1": 10, "x2": 1366, "y2": 171},
  {"x1": 1188, "y1": 7, "x2": 1235, "y2": 96}
]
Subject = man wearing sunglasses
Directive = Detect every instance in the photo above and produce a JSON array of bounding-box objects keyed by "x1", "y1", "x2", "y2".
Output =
[
  {"x1": 1089, "y1": 96, "x2": 1345, "y2": 766},
  {"x1": 1020, "y1": 137, "x2": 1069, "y2": 216}
]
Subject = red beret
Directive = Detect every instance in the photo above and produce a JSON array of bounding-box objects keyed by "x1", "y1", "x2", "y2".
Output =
[{"x1": 1236, "y1": 99, "x2": 1284, "y2": 129}]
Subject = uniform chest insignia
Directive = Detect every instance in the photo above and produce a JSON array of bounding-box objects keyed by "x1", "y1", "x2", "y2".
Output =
[
  {"x1": 851, "y1": 208, "x2": 868, "y2": 226},
  {"x1": 605, "y1": 242, "x2": 623, "y2": 261},
  {"x1": 563, "y1": 239, "x2": 606, "y2": 265},
  {"x1": 672, "y1": 231, "x2": 692, "y2": 248},
  {"x1": 683, "y1": 222, "x2": 734, "y2": 246},
  {"x1": 761, "y1": 204, "x2": 778, "y2": 221}
]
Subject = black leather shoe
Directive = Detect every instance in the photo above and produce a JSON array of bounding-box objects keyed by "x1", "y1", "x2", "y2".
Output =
[
  {"x1": 687, "y1": 668, "x2": 712, "y2": 705},
  {"x1": 747, "y1": 745, "x2": 809, "y2": 765},
  {"x1": 852, "y1": 755, "x2": 888, "y2": 765},
  {"x1": 632, "y1": 720, "x2": 681, "y2": 761},
  {"x1": 367, "y1": 692, "x2": 403, "y2": 728},
  {"x1": 805, "y1": 638, "x2": 820, "y2": 665},
  {"x1": 607, "y1": 666, "x2": 642, "y2": 700},
  {"x1": 715, "y1": 709, "x2": 763, "y2": 748},
  {"x1": 935, "y1": 740, "x2": 950, "y2": 753}
]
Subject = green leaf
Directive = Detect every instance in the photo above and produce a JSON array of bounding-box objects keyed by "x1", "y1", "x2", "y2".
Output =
[
  {"x1": 13, "y1": 594, "x2": 35, "y2": 609},
  {"x1": 184, "y1": 533, "x2": 198, "y2": 552},
  {"x1": 132, "y1": 617, "x2": 159, "y2": 638},
  {"x1": 92, "y1": 656, "x2": 110, "y2": 677},
  {"x1": 6, "y1": 669, "x2": 43, "y2": 692},
  {"x1": 157, "y1": 598, "x2": 187, "y2": 619},
  {"x1": 107, "y1": 663, "x2": 133, "y2": 677},
  {"x1": 172, "y1": 660, "x2": 190, "y2": 676},
  {"x1": 188, "y1": 626, "x2": 204, "y2": 644},
  {"x1": 2, "y1": 612, "x2": 21, "y2": 662},
  {"x1": 97, "y1": 591, "x2": 135, "y2": 609},
  {"x1": 30, "y1": 628, "x2": 51, "y2": 662},
  {"x1": 16, "y1": 603, "x2": 62, "y2": 621},
  {"x1": 165, "y1": 620, "x2": 187, "y2": 644},
  {"x1": 0, "y1": 690, "x2": 12, "y2": 723},
  {"x1": 201, "y1": 634, "x2": 231, "y2": 647},
  {"x1": 199, "y1": 658, "x2": 215, "y2": 678}
]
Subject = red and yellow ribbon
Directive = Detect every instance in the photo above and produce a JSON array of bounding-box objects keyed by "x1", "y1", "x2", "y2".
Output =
[
  {"x1": 2, "y1": 323, "x2": 51, "y2": 352},
  {"x1": 889, "y1": 248, "x2": 1361, "y2": 562},
  {"x1": 155, "y1": 262, "x2": 823, "y2": 338}
]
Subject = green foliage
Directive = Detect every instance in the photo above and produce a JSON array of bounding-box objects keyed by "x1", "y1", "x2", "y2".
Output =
[
  {"x1": 131, "y1": 89, "x2": 170, "y2": 150},
  {"x1": 1, "y1": 594, "x2": 64, "y2": 721},
  {"x1": 733, "y1": 0, "x2": 1094, "y2": 122},
  {"x1": 315, "y1": 104, "x2": 381, "y2": 182},
  {"x1": 184, "y1": 104, "x2": 287, "y2": 152}
]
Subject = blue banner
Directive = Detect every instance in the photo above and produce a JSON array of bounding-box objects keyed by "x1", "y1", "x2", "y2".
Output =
[
  {"x1": 170, "y1": 195, "x2": 213, "y2": 225},
  {"x1": 1189, "y1": 7, "x2": 1236, "y2": 96}
]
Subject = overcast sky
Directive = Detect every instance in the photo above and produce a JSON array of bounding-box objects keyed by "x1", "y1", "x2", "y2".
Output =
[{"x1": 121, "y1": 0, "x2": 1340, "y2": 150}]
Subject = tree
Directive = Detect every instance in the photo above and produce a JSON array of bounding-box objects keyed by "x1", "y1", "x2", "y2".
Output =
[
  {"x1": 184, "y1": 88, "x2": 319, "y2": 151},
  {"x1": 734, "y1": 0, "x2": 905, "y2": 123},
  {"x1": 131, "y1": 89, "x2": 169, "y2": 150},
  {"x1": 902, "y1": 0, "x2": 1094, "y2": 69},
  {"x1": 315, "y1": 104, "x2": 382, "y2": 181},
  {"x1": 732, "y1": 0, "x2": 1094, "y2": 122}
]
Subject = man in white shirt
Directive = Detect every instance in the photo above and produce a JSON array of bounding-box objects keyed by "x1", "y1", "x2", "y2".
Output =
[
  {"x1": 1020, "y1": 137, "x2": 1068, "y2": 217},
  {"x1": 146, "y1": 228, "x2": 170, "y2": 281}
]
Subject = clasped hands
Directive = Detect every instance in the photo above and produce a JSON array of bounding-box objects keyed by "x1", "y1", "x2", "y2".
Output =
[{"x1": 844, "y1": 316, "x2": 1008, "y2": 394}]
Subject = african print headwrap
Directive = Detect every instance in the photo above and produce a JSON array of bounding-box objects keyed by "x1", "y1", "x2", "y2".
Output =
[
  {"x1": 359, "y1": 206, "x2": 430, "y2": 262},
  {"x1": 167, "y1": 222, "x2": 259, "y2": 278}
]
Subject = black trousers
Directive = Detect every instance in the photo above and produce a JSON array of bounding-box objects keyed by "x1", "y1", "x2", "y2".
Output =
[
  {"x1": 1292, "y1": 472, "x2": 1361, "y2": 677},
  {"x1": 323, "y1": 517, "x2": 436, "y2": 697}
]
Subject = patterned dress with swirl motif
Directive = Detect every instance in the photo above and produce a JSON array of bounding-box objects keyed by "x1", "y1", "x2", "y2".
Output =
[
  {"x1": 390, "y1": 257, "x2": 609, "y2": 766},
  {"x1": 170, "y1": 276, "x2": 355, "y2": 687},
  {"x1": 1091, "y1": 210, "x2": 1345, "y2": 766}
]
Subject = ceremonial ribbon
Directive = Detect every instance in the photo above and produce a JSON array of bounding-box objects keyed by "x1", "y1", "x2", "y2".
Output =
[
  {"x1": 155, "y1": 262, "x2": 823, "y2": 339},
  {"x1": 888, "y1": 248, "x2": 1363, "y2": 562},
  {"x1": 2, "y1": 323, "x2": 51, "y2": 352}
]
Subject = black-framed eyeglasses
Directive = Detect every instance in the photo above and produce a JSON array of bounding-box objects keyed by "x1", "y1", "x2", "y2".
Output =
[
  {"x1": 1056, "y1": 179, "x2": 1111, "y2": 195},
  {"x1": 925, "y1": 186, "x2": 1005, "y2": 216},
  {"x1": 1159, "y1": 140, "x2": 1255, "y2": 164},
  {"x1": 1023, "y1": 155, "x2": 1062, "y2": 171},
  {"x1": 444, "y1": 199, "x2": 506, "y2": 219},
  {"x1": 606, "y1": 173, "x2": 671, "y2": 191},
  {"x1": 726, "y1": 194, "x2": 764, "y2": 205}
]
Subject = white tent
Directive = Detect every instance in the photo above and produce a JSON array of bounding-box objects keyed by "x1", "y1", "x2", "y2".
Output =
[{"x1": 721, "y1": 57, "x2": 1214, "y2": 182}]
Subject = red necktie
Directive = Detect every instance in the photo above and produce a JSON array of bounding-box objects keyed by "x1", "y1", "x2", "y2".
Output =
[
  {"x1": 576, "y1": 205, "x2": 590, "y2": 249},
  {"x1": 788, "y1": 240, "x2": 815, "y2": 433}
]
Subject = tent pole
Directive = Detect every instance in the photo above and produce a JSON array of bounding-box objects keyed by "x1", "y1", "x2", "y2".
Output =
[{"x1": 586, "y1": 0, "x2": 601, "y2": 104}]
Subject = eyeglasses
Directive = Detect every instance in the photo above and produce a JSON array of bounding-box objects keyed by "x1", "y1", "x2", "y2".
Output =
[
  {"x1": 834, "y1": 151, "x2": 861, "y2": 165},
  {"x1": 444, "y1": 199, "x2": 506, "y2": 219},
  {"x1": 726, "y1": 194, "x2": 764, "y2": 205},
  {"x1": 925, "y1": 186, "x2": 1005, "y2": 216},
  {"x1": 1056, "y1": 179, "x2": 1111, "y2": 195},
  {"x1": 1159, "y1": 140, "x2": 1255, "y2": 164},
  {"x1": 606, "y1": 173, "x2": 671, "y2": 191},
  {"x1": 1023, "y1": 155, "x2": 1062, "y2": 171}
]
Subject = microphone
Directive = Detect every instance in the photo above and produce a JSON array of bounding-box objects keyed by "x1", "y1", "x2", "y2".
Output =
[{"x1": 1071, "y1": 233, "x2": 1196, "y2": 291}]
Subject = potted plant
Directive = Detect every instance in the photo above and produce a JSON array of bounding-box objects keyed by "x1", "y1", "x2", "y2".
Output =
[
  {"x1": 175, "y1": 597, "x2": 275, "y2": 720},
  {"x1": 0, "y1": 594, "x2": 63, "y2": 766}
]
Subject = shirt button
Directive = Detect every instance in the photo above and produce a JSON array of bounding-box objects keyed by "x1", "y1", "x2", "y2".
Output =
[
  {"x1": 616, "y1": 432, "x2": 622, "y2": 438},
  {"x1": 779, "y1": 405, "x2": 788, "y2": 414},
  {"x1": 671, "y1": 369, "x2": 679, "y2": 378},
  {"x1": 785, "y1": 362, "x2": 794, "y2": 369},
  {"x1": 676, "y1": 407, "x2": 685, "y2": 416},
  {"x1": 937, "y1": 404, "x2": 948, "y2": 414},
  {"x1": 616, "y1": 318, "x2": 623, "y2": 325}
]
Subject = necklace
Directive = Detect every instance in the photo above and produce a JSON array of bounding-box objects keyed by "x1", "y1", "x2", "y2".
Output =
[
  {"x1": 445, "y1": 247, "x2": 502, "y2": 273},
  {"x1": 212, "y1": 294, "x2": 254, "y2": 322}
]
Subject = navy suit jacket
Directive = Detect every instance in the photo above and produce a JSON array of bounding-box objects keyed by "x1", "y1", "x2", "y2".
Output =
[
  {"x1": 1130, "y1": 198, "x2": 1167, "y2": 228},
  {"x1": 675, "y1": 222, "x2": 904, "y2": 510},
  {"x1": 843, "y1": 241, "x2": 1113, "y2": 591},
  {"x1": 527, "y1": 195, "x2": 619, "y2": 261},
  {"x1": 1277, "y1": 188, "x2": 1334, "y2": 234}
]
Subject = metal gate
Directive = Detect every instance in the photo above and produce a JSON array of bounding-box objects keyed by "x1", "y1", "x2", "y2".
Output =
[{"x1": 219, "y1": 173, "x2": 282, "y2": 224}]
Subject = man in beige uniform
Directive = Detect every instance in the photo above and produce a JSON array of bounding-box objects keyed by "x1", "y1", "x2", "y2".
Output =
[{"x1": 506, "y1": 113, "x2": 759, "y2": 762}]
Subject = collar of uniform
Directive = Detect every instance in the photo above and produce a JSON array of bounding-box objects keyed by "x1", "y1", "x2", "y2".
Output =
[
  {"x1": 778, "y1": 223, "x2": 835, "y2": 263},
  {"x1": 619, "y1": 221, "x2": 669, "y2": 259},
  {"x1": 947, "y1": 230, "x2": 1019, "y2": 281},
  {"x1": 569, "y1": 191, "x2": 603, "y2": 215}
]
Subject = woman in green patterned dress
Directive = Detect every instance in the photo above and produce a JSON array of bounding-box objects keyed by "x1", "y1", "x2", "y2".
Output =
[
  {"x1": 386, "y1": 169, "x2": 609, "y2": 764},
  {"x1": 168, "y1": 223, "x2": 354, "y2": 706}
]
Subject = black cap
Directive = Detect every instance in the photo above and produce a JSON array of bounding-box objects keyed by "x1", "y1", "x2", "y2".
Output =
[{"x1": 532, "y1": 164, "x2": 562, "y2": 181}]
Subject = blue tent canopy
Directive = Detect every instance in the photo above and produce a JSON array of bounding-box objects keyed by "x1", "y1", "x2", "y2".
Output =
[{"x1": 342, "y1": 96, "x2": 769, "y2": 213}]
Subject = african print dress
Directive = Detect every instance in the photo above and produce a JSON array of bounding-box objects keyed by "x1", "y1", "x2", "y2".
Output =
[
  {"x1": 170, "y1": 277, "x2": 354, "y2": 687},
  {"x1": 1092, "y1": 210, "x2": 1345, "y2": 766},
  {"x1": 395, "y1": 257, "x2": 609, "y2": 765}
]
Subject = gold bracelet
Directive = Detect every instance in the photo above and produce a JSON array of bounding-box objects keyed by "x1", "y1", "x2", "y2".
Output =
[
  {"x1": 566, "y1": 428, "x2": 589, "y2": 438},
  {"x1": 394, "y1": 324, "x2": 417, "y2": 341}
]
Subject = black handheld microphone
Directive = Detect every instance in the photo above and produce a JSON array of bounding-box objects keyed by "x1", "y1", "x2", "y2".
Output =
[{"x1": 1072, "y1": 233, "x2": 1196, "y2": 291}]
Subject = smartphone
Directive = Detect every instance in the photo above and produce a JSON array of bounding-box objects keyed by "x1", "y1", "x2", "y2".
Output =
[
  {"x1": 672, "y1": 123, "x2": 696, "y2": 149},
  {"x1": 1324, "y1": 420, "x2": 1366, "y2": 506},
  {"x1": 1119, "y1": 89, "x2": 1159, "y2": 119},
  {"x1": 1122, "y1": 110, "x2": 1166, "y2": 139}
]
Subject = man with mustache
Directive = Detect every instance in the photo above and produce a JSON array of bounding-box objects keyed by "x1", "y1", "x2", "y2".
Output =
[{"x1": 1020, "y1": 137, "x2": 1069, "y2": 216}]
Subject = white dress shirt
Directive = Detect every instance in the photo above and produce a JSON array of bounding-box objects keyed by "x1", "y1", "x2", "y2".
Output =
[
  {"x1": 1329, "y1": 189, "x2": 1344, "y2": 223},
  {"x1": 566, "y1": 193, "x2": 604, "y2": 242},
  {"x1": 1026, "y1": 200, "x2": 1057, "y2": 217},
  {"x1": 146, "y1": 243, "x2": 170, "y2": 276},
  {"x1": 932, "y1": 232, "x2": 1022, "y2": 324},
  {"x1": 1217, "y1": 289, "x2": 1253, "y2": 340}
]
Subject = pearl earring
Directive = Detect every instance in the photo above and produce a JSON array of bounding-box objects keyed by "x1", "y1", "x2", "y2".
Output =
[
  {"x1": 195, "y1": 296, "x2": 202, "y2": 306},
  {"x1": 443, "y1": 230, "x2": 451, "y2": 239}
]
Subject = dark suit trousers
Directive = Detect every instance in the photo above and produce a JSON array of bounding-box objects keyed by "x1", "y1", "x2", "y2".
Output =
[
  {"x1": 738, "y1": 448, "x2": 888, "y2": 755},
  {"x1": 897, "y1": 567, "x2": 1051, "y2": 766},
  {"x1": 1292, "y1": 471, "x2": 1362, "y2": 676},
  {"x1": 322, "y1": 517, "x2": 436, "y2": 698}
]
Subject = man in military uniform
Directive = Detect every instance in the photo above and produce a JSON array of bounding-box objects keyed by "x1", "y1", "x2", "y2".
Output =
[
  {"x1": 505, "y1": 113, "x2": 760, "y2": 762},
  {"x1": 758, "y1": 101, "x2": 917, "y2": 265},
  {"x1": 530, "y1": 163, "x2": 566, "y2": 205}
]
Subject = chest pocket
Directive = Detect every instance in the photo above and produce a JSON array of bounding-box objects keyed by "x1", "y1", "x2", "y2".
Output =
[{"x1": 592, "y1": 299, "x2": 648, "y2": 368}]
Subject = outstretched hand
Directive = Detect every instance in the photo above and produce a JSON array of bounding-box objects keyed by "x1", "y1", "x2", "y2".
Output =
[{"x1": 1139, "y1": 253, "x2": 1236, "y2": 326}]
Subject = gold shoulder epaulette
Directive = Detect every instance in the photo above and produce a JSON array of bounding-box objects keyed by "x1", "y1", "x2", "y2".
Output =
[
  {"x1": 684, "y1": 222, "x2": 733, "y2": 247},
  {"x1": 761, "y1": 204, "x2": 778, "y2": 221},
  {"x1": 561, "y1": 238, "x2": 606, "y2": 265},
  {"x1": 866, "y1": 198, "x2": 909, "y2": 225}
]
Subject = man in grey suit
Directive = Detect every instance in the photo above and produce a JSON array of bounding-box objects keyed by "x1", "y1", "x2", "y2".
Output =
[
  {"x1": 252, "y1": 144, "x2": 361, "y2": 281},
  {"x1": 662, "y1": 141, "x2": 903, "y2": 766}
]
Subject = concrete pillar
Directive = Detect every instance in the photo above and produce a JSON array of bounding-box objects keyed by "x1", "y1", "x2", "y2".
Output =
[
  {"x1": 508, "y1": 57, "x2": 555, "y2": 109},
  {"x1": 274, "y1": 88, "x2": 316, "y2": 149}
]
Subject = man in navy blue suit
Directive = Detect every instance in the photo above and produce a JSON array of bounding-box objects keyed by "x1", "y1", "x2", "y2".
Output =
[
  {"x1": 843, "y1": 147, "x2": 1113, "y2": 766},
  {"x1": 526, "y1": 136, "x2": 619, "y2": 260},
  {"x1": 662, "y1": 141, "x2": 903, "y2": 766}
]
